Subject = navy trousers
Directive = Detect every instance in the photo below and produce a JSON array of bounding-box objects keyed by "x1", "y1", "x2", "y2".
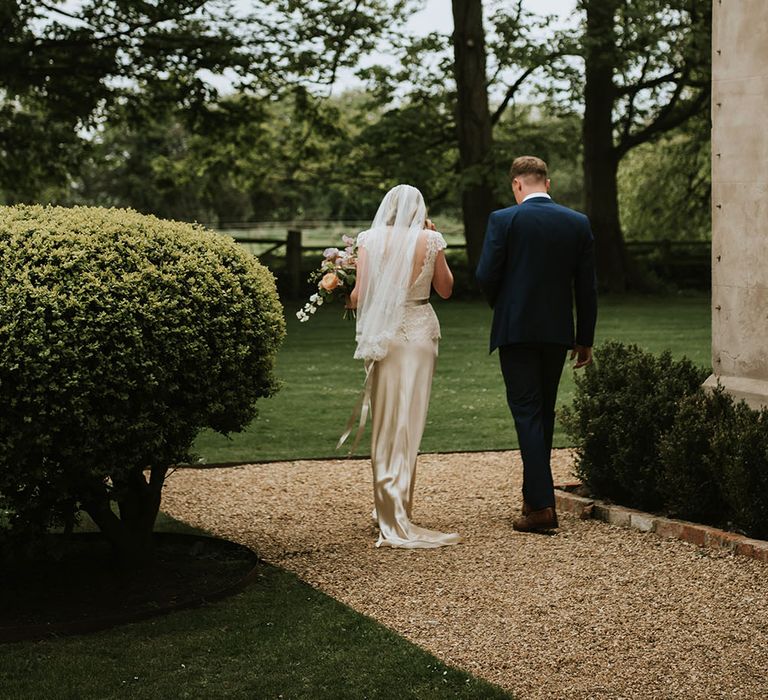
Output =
[{"x1": 499, "y1": 343, "x2": 568, "y2": 511}]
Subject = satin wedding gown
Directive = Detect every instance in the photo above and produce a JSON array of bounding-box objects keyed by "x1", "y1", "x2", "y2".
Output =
[{"x1": 367, "y1": 230, "x2": 462, "y2": 548}]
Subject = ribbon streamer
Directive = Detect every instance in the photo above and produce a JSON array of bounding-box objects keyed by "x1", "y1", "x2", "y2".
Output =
[{"x1": 337, "y1": 361, "x2": 376, "y2": 453}]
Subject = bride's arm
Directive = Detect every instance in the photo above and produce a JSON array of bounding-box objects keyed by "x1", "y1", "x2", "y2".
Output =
[
  {"x1": 348, "y1": 247, "x2": 367, "y2": 309},
  {"x1": 432, "y1": 250, "x2": 453, "y2": 299}
]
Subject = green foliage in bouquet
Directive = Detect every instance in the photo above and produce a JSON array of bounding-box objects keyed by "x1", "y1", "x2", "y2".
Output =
[
  {"x1": 560, "y1": 342, "x2": 708, "y2": 512},
  {"x1": 0, "y1": 205, "x2": 285, "y2": 565}
]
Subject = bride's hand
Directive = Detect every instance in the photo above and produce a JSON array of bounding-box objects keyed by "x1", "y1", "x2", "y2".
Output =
[{"x1": 425, "y1": 218, "x2": 437, "y2": 231}]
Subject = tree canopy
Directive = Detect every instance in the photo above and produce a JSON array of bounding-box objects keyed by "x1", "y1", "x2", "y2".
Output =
[
  {"x1": 3, "y1": 0, "x2": 712, "y2": 287},
  {"x1": 0, "y1": 0, "x2": 411, "y2": 202}
]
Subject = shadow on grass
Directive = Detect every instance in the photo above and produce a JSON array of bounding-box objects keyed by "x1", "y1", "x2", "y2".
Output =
[{"x1": 0, "y1": 513, "x2": 513, "y2": 700}]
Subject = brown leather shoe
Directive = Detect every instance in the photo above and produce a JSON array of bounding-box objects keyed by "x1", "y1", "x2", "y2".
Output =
[
  {"x1": 513, "y1": 507, "x2": 559, "y2": 533},
  {"x1": 522, "y1": 500, "x2": 532, "y2": 516}
]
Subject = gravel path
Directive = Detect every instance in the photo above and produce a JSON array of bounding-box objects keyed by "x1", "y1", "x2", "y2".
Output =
[{"x1": 162, "y1": 450, "x2": 768, "y2": 700}]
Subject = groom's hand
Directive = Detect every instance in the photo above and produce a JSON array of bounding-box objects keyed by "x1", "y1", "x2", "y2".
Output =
[
  {"x1": 571, "y1": 345, "x2": 593, "y2": 369},
  {"x1": 425, "y1": 218, "x2": 437, "y2": 231}
]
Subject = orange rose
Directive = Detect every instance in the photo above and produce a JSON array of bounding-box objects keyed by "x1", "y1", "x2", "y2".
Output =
[{"x1": 320, "y1": 272, "x2": 340, "y2": 291}]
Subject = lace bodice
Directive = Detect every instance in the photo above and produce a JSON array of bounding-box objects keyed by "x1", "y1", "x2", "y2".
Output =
[{"x1": 399, "y1": 230, "x2": 447, "y2": 342}]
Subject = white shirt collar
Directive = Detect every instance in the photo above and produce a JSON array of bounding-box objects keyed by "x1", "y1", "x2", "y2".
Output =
[{"x1": 522, "y1": 192, "x2": 551, "y2": 203}]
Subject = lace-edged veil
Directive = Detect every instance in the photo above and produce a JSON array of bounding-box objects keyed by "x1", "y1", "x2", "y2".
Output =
[{"x1": 354, "y1": 184, "x2": 427, "y2": 361}]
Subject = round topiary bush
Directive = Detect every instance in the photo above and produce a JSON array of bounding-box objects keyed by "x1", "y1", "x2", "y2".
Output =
[{"x1": 0, "y1": 205, "x2": 285, "y2": 564}]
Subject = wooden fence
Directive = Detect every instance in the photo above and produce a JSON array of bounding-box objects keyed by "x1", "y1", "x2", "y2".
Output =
[{"x1": 210, "y1": 223, "x2": 711, "y2": 296}]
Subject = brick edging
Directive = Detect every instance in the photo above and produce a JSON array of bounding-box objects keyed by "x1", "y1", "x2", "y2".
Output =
[{"x1": 554, "y1": 485, "x2": 768, "y2": 563}]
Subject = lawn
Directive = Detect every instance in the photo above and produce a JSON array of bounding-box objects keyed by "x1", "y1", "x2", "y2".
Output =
[
  {"x1": 194, "y1": 294, "x2": 711, "y2": 463},
  {"x1": 0, "y1": 294, "x2": 710, "y2": 700},
  {"x1": 0, "y1": 515, "x2": 510, "y2": 700}
]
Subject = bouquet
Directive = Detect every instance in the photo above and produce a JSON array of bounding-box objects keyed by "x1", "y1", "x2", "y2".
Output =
[{"x1": 296, "y1": 234, "x2": 358, "y2": 322}]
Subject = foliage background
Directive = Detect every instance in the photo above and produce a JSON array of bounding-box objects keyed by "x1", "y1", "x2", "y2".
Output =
[{"x1": 1, "y1": 1, "x2": 711, "y2": 255}]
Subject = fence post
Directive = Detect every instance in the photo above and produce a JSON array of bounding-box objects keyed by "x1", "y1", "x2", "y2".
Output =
[{"x1": 286, "y1": 229, "x2": 302, "y2": 299}]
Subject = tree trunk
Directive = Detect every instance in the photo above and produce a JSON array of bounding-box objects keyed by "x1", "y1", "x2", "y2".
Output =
[
  {"x1": 585, "y1": 149, "x2": 628, "y2": 293},
  {"x1": 582, "y1": 0, "x2": 629, "y2": 293},
  {"x1": 451, "y1": 0, "x2": 496, "y2": 270},
  {"x1": 83, "y1": 466, "x2": 165, "y2": 569}
]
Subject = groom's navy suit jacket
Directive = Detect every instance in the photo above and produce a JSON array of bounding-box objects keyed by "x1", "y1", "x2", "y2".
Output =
[{"x1": 475, "y1": 196, "x2": 597, "y2": 353}]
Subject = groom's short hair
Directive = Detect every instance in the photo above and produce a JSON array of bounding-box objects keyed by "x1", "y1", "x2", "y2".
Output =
[{"x1": 510, "y1": 156, "x2": 548, "y2": 183}]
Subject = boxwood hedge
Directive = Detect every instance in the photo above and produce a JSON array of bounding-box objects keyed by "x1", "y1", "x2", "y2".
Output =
[{"x1": 562, "y1": 342, "x2": 768, "y2": 539}]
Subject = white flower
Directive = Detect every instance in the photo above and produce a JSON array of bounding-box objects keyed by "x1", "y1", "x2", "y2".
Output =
[
  {"x1": 310, "y1": 293, "x2": 319, "y2": 302},
  {"x1": 309, "y1": 306, "x2": 317, "y2": 314},
  {"x1": 316, "y1": 297, "x2": 324, "y2": 306}
]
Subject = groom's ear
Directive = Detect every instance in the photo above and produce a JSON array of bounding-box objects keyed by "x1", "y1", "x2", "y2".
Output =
[{"x1": 545, "y1": 178, "x2": 551, "y2": 192}]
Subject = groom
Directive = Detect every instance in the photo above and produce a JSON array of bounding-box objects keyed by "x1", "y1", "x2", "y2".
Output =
[{"x1": 476, "y1": 156, "x2": 597, "y2": 533}]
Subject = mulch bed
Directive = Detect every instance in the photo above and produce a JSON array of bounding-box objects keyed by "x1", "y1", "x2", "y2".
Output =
[{"x1": 0, "y1": 532, "x2": 258, "y2": 642}]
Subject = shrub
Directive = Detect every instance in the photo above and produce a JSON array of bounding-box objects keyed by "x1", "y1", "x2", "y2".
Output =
[
  {"x1": 560, "y1": 342, "x2": 708, "y2": 511},
  {"x1": 719, "y1": 402, "x2": 768, "y2": 539},
  {"x1": 659, "y1": 387, "x2": 768, "y2": 538},
  {"x1": 563, "y1": 342, "x2": 768, "y2": 540},
  {"x1": 658, "y1": 387, "x2": 733, "y2": 526},
  {"x1": 0, "y1": 205, "x2": 285, "y2": 564}
]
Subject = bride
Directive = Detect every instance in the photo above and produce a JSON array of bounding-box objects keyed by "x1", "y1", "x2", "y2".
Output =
[{"x1": 346, "y1": 184, "x2": 462, "y2": 549}]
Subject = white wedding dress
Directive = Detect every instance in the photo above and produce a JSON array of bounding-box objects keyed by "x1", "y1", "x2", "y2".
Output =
[{"x1": 366, "y1": 229, "x2": 462, "y2": 548}]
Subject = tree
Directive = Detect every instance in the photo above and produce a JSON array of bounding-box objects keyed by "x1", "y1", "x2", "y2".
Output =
[
  {"x1": 356, "y1": 1, "x2": 556, "y2": 264},
  {"x1": 0, "y1": 205, "x2": 285, "y2": 566},
  {"x1": 449, "y1": 1, "x2": 562, "y2": 266},
  {"x1": 73, "y1": 93, "x2": 277, "y2": 223},
  {"x1": 618, "y1": 114, "x2": 710, "y2": 242},
  {"x1": 451, "y1": 0, "x2": 495, "y2": 269},
  {"x1": 575, "y1": 0, "x2": 710, "y2": 291},
  {"x1": 379, "y1": 0, "x2": 710, "y2": 288},
  {"x1": 0, "y1": 0, "x2": 411, "y2": 203}
]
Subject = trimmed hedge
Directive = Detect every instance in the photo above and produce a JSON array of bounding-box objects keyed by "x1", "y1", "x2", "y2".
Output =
[
  {"x1": 560, "y1": 342, "x2": 708, "y2": 512},
  {"x1": 562, "y1": 342, "x2": 768, "y2": 539},
  {"x1": 658, "y1": 388, "x2": 733, "y2": 527},
  {"x1": 0, "y1": 205, "x2": 285, "y2": 563}
]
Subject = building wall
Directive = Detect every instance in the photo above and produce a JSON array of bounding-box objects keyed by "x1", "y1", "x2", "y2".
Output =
[{"x1": 706, "y1": 0, "x2": 768, "y2": 407}]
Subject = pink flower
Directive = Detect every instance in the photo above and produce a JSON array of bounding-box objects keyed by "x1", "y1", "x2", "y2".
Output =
[{"x1": 323, "y1": 247, "x2": 340, "y2": 260}]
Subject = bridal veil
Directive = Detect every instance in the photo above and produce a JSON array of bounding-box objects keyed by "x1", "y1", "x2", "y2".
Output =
[{"x1": 354, "y1": 184, "x2": 426, "y2": 361}]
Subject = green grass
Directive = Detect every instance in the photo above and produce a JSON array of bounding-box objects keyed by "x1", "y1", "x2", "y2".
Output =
[
  {"x1": 194, "y1": 294, "x2": 711, "y2": 463},
  {"x1": 1, "y1": 517, "x2": 511, "y2": 700}
]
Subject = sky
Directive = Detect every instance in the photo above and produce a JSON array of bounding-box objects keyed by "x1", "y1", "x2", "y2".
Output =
[
  {"x1": 55, "y1": 0, "x2": 579, "y2": 95},
  {"x1": 407, "y1": 0, "x2": 577, "y2": 35},
  {"x1": 331, "y1": 0, "x2": 578, "y2": 93}
]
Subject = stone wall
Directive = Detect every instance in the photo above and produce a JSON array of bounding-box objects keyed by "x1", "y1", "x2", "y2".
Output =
[{"x1": 705, "y1": 0, "x2": 768, "y2": 408}]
